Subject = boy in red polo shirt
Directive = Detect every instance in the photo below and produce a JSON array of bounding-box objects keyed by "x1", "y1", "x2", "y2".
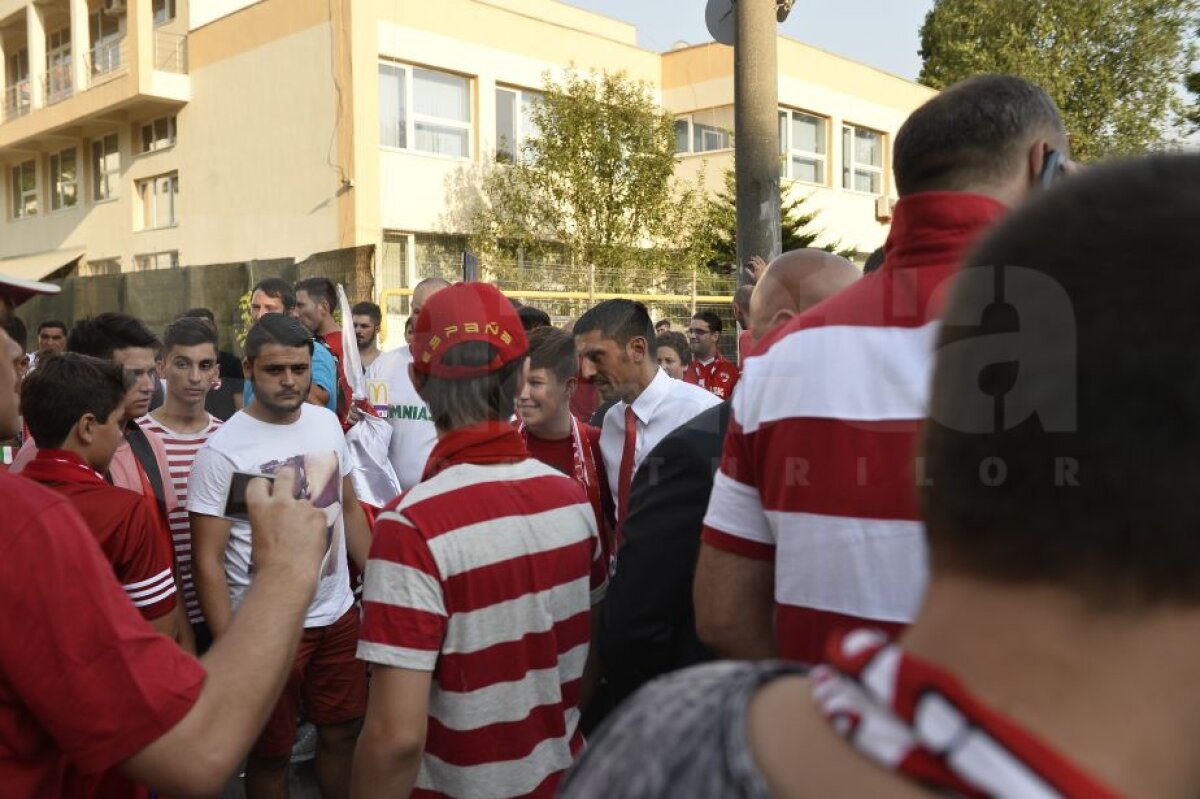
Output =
[
  {"x1": 355, "y1": 283, "x2": 607, "y2": 798},
  {"x1": 20, "y1": 353, "x2": 179, "y2": 632},
  {"x1": 517, "y1": 326, "x2": 611, "y2": 544}
]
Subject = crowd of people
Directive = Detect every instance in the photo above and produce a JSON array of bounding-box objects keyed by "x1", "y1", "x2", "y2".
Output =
[{"x1": 0, "y1": 70, "x2": 1197, "y2": 799}]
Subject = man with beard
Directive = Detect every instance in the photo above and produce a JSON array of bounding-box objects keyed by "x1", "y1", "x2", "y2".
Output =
[
  {"x1": 189, "y1": 314, "x2": 372, "y2": 799},
  {"x1": 351, "y1": 301, "x2": 382, "y2": 370}
]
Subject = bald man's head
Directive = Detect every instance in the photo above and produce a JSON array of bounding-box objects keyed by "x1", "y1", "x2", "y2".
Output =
[
  {"x1": 748, "y1": 249, "x2": 859, "y2": 343},
  {"x1": 412, "y1": 277, "x2": 451, "y2": 317}
]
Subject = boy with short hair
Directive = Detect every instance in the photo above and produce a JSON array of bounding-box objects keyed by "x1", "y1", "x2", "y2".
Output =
[
  {"x1": 517, "y1": 326, "x2": 611, "y2": 541},
  {"x1": 138, "y1": 317, "x2": 225, "y2": 652},
  {"x1": 20, "y1": 353, "x2": 180, "y2": 633}
]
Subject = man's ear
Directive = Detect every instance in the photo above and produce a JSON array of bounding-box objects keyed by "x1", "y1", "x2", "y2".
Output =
[
  {"x1": 627, "y1": 335, "x2": 648, "y2": 362},
  {"x1": 75, "y1": 414, "x2": 98, "y2": 446},
  {"x1": 1027, "y1": 138, "x2": 1053, "y2": 188},
  {"x1": 563, "y1": 375, "x2": 578, "y2": 401}
]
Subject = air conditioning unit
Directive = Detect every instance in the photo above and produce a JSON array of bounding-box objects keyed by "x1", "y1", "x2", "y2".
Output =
[
  {"x1": 875, "y1": 195, "x2": 896, "y2": 221},
  {"x1": 102, "y1": 0, "x2": 127, "y2": 16}
]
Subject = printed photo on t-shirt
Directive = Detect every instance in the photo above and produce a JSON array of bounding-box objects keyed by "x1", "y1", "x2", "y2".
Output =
[{"x1": 258, "y1": 450, "x2": 342, "y2": 577}]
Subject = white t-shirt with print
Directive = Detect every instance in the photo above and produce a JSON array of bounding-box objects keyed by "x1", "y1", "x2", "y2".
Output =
[
  {"x1": 364, "y1": 347, "x2": 437, "y2": 490},
  {"x1": 187, "y1": 404, "x2": 353, "y2": 628}
]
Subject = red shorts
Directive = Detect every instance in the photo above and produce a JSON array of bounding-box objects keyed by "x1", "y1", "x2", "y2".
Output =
[{"x1": 252, "y1": 607, "x2": 368, "y2": 758}]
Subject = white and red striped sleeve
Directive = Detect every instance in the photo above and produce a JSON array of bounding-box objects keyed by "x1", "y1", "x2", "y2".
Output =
[
  {"x1": 701, "y1": 411, "x2": 776, "y2": 561},
  {"x1": 119, "y1": 496, "x2": 178, "y2": 620},
  {"x1": 357, "y1": 511, "x2": 447, "y2": 671}
]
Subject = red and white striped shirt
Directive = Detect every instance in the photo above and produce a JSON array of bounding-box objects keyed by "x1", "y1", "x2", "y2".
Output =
[
  {"x1": 358, "y1": 425, "x2": 605, "y2": 799},
  {"x1": 137, "y1": 413, "x2": 223, "y2": 624},
  {"x1": 702, "y1": 193, "x2": 1008, "y2": 663}
]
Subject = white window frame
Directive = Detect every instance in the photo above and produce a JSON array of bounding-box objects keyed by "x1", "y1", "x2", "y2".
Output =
[
  {"x1": 45, "y1": 28, "x2": 73, "y2": 103},
  {"x1": 91, "y1": 133, "x2": 120, "y2": 202},
  {"x1": 378, "y1": 61, "x2": 472, "y2": 159},
  {"x1": 673, "y1": 112, "x2": 733, "y2": 155},
  {"x1": 495, "y1": 86, "x2": 542, "y2": 163},
  {"x1": 842, "y1": 124, "x2": 885, "y2": 195},
  {"x1": 81, "y1": 257, "x2": 121, "y2": 276},
  {"x1": 134, "y1": 251, "x2": 179, "y2": 271},
  {"x1": 49, "y1": 147, "x2": 78, "y2": 211},
  {"x1": 152, "y1": 0, "x2": 176, "y2": 27},
  {"x1": 89, "y1": 10, "x2": 124, "y2": 74},
  {"x1": 779, "y1": 108, "x2": 828, "y2": 185},
  {"x1": 140, "y1": 115, "x2": 176, "y2": 153},
  {"x1": 136, "y1": 171, "x2": 178, "y2": 230},
  {"x1": 11, "y1": 159, "x2": 37, "y2": 219}
]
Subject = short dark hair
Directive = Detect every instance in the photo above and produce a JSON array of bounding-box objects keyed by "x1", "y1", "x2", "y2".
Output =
[
  {"x1": 252, "y1": 278, "x2": 296, "y2": 311},
  {"x1": 163, "y1": 317, "x2": 219, "y2": 355},
  {"x1": 863, "y1": 247, "x2": 886, "y2": 274},
  {"x1": 733, "y1": 285, "x2": 754, "y2": 311},
  {"x1": 692, "y1": 311, "x2": 722, "y2": 335},
  {"x1": 655, "y1": 319, "x2": 671, "y2": 330},
  {"x1": 574, "y1": 299, "x2": 654, "y2": 347},
  {"x1": 21, "y1": 352, "x2": 128, "y2": 449},
  {"x1": 518, "y1": 305, "x2": 552, "y2": 332},
  {"x1": 37, "y1": 320, "x2": 67, "y2": 335},
  {"x1": 181, "y1": 307, "x2": 215, "y2": 322},
  {"x1": 921, "y1": 153, "x2": 1200, "y2": 607},
  {"x1": 419, "y1": 341, "x2": 525, "y2": 430},
  {"x1": 244, "y1": 314, "x2": 314, "y2": 361},
  {"x1": 352, "y1": 301, "x2": 381, "y2": 326},
  {"x1": 528, "y1": 326, "x2": 578, "y2": 383},
  {"x1": 655, "y1": 332, "x2": 691, "y2": 367},
  {"x1": 1, "y1": 317, "x2": 27, "y2": 351},
  {"x1": 893, "y1": 74, "x2": 1064, "y2": 196},
  {"x1": 295, "y1": 277, "x2": 336, "y2": 310},
  {"x1": 68, "y1": 313, "x2": 160, "y2": 360}
]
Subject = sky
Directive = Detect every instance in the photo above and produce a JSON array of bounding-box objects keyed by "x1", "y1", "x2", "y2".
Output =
[{"x1": 562, "y1": 0, "x2": 936, "y2": 82}]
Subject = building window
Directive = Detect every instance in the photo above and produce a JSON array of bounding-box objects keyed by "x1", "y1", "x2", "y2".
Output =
[
  {"x1": 46, "y1": 29, "x2": 73, "y2": 103},
  {"x1": 495, "y1": 87, "x2": 541, "y2": 162},
  {"x1": 81, "y1": 257, "x2": 121, "y2": 276},
  {"x1": 89, "y1": 10, "x2": 124, "y2": 74},
  {"x1": 378, "y1": 62, "x2": 472, "y2": 158},
  {"x1": 11, "y1": 160, "x2": 37, "y2": 219},
  {"x1": 779, "y1": 109, "x2": 828, "y2": 184},
  {"x1": 140, "y1": 115, "x2": 177, "y2": 153},
  {"x1": 4, "y1": 49, "x2": 31, "y2": 119},
  {"x1": 137, "y1": 172, "x2": 178, "y2": 229},
  {"x1": 50, "y1": 148, "x2": 78, "y2": 211},
  {"x1": 673, "y1": 107, "x2": 734, "y2": 154},
  {"x1": 134, "y1": 251, "x2": 178, "y2": 271},
  {"x1": 153, "y1": 0, "x2": 175, "y2": 26},
  {"x1": 842, "y1": 124, "x2": 884, "y2": 194},
  {"x1": 91, "y1": 134, "x2": 120, "y2": 201}
]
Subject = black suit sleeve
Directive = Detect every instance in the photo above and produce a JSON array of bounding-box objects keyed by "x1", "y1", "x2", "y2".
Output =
[{"x1": 599, "y1": 424, "x2": 717, "y2": 703}]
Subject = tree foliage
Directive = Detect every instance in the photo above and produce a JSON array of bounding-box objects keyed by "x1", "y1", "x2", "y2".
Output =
[
  {"x1": 463, "y1": 70, "x2": 706, "y2": 294},
  {"x1": 697, "y1": 167, "x2": 854, "y2": 275},
  {"x1": 918, "y1": 0, "x2": 1199, "y2": 158}
]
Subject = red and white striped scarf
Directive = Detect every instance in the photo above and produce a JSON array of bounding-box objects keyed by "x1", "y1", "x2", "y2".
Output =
[{"x1": 811, "y1": 629, "x2": 1123, "y2": 799}]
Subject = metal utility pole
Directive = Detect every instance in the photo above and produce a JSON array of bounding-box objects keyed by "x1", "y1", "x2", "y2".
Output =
[{"x1": 734, "y1": 0, "x2": 781, "y2": 288}]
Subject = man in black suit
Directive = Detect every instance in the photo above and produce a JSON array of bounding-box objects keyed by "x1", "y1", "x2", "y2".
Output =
[{"x1": 598, "y1": 249, "x2": 859, "y2": 704}]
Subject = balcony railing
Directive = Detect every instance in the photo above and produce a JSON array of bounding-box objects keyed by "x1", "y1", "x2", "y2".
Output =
[
  {"x1": 86, "y1": 37, "x2": 130, "y2": 82},
  {"x1": 154, "y1": 32, "x2": 187, "y2": 74},
  {"x1": 43, "y1": 63, "x2": 74, "y2": 106},
  {"x1": 2, "y1": 80, "x2": 32, "y2": 123}
]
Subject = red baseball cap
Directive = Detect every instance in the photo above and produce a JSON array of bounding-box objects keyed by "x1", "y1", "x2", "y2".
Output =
[{"x1": 410, "y1": 282, "x2": 528, "y2": 379}]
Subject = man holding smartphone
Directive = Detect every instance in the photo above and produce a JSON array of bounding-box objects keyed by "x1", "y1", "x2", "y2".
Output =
[{"x1": 188, "y1": 314, "x2": 373, "y2": 799}]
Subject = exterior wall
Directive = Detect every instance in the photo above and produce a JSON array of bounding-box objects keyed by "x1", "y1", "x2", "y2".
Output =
[{"x1": 663, "y1": 41, "x2": 937, "y2": 253}]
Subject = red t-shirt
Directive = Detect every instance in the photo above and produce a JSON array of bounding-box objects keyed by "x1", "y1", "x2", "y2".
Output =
[
  {"x1": 0, "y1": 472, "x2": 205, "y2": 796},
  {"x1": 524, "y1": 423, "x2": 612, "y2": 529},
  {"x1": 569, "y1": 377, "x2": 600, "y2": 424},
  {"x1": 322, "y1": 330, "x2": 355, "y2": 423},
  {"x1": 683, "y1": 354, "x2": 740, "y2": 400},
  {"x1": 22, "y1": 450, "x2": 178, "y2": 620}
]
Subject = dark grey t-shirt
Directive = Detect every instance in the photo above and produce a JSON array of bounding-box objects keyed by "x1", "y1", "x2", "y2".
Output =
[{"x1": 560, "y1": 661, "x2": 805, "y2": 799}]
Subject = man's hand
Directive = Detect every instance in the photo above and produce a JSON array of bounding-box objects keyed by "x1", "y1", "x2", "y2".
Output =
[
  {"x1": 747, "y1": 255, "x2": 769, "y2": 284},
  {"x1": 247, "y1": 467, "x2": 326, "y2": 583}
]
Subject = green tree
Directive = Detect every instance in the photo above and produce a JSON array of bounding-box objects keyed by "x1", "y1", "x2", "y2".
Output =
[
  {"x1": 918, "y1": 0, "x2": 1199, "y2": 158},
  {"x1": 698, "y1": 167, "x2": 853, "y2": 276},
  {"x1": 463, "y1": 70, "x2": 706, "y2": 294}
]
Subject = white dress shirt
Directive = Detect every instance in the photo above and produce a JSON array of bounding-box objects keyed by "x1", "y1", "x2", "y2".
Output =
[{"x1": 599, "y1": 367, "x2": 722, "y2": 516}]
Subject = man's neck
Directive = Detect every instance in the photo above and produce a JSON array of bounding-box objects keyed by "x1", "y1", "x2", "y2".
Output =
[
  {"x1": 620, "y1": 364, "x2": 659, "y2": 405},
  {"x1": 317, "y1": 320, "x2": 339, "y2": 338},
  {"x1": 57, "y1": 439, "x2": 103, "y2": 473},
  {"x1": 151, "y1": 398, "x2": 208, "y2": 434},
  {"x1": 245, "y1": 401, "x2": 301, "y2": 426},
  {"x1": 902, "y1": 575, "x2": 1200, "y2": 798},
  {"x1": 526, "y1": 410, "x2": 573, "y2": 441}
]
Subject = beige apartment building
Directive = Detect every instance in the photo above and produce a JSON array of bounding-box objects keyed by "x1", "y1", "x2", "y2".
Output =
[{"x1": 0, "y1": 0, "x2": 935, "y2": 301}]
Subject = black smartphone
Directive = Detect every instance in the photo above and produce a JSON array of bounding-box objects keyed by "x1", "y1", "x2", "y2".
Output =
[
  {"x1": 1040, "y1": 149, "x2": 1064, "y2": 189},
  {"x1": 223, "y1": 471, "x2": 275, "y2": 521}
]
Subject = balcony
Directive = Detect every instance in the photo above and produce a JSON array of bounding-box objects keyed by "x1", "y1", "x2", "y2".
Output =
[
  {"x1": 42, "y1": 63, "x2": 72, "y2": 106},
  {"x1": 154, "y1": 31, "x2": 186, "y2": 74},
  {"x1": 2, "y1": 80, "x2": 31, "y2": 123},
  {"x1": 86, "y1": 37, "x2": 130, "y2": 83}
]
